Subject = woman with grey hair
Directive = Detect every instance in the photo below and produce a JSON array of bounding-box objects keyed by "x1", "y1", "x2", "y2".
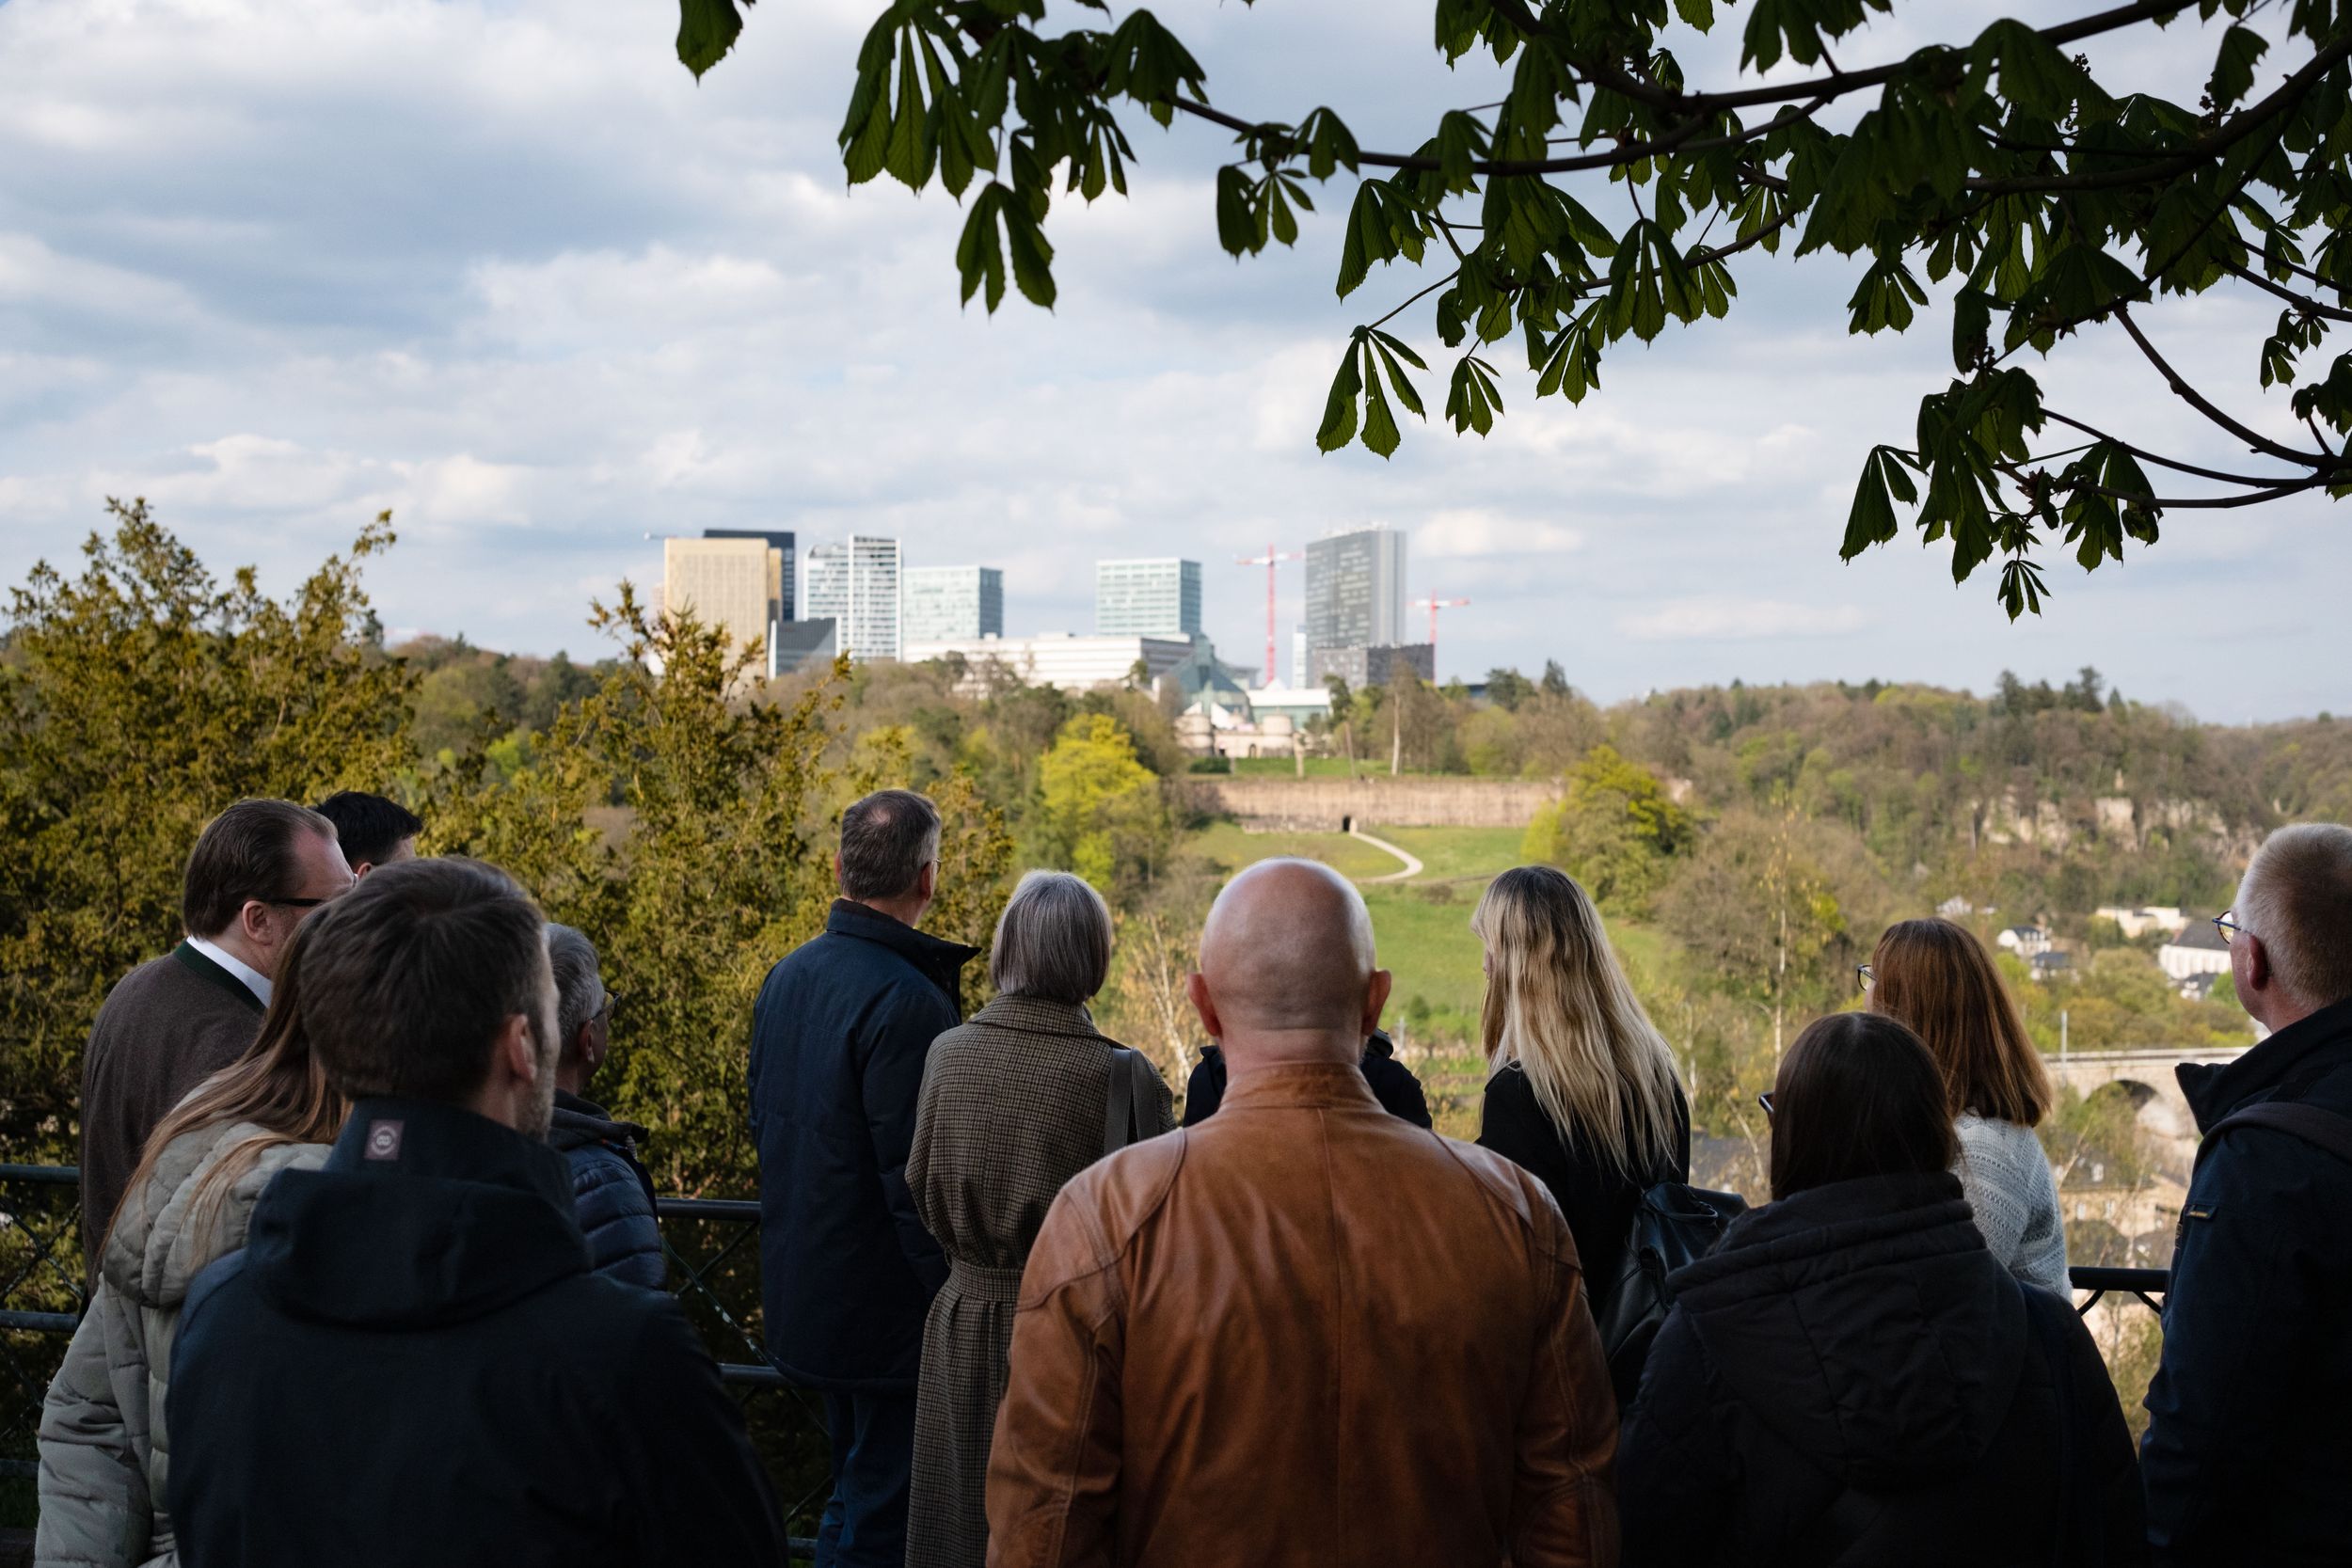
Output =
[{"x1": 904, "y1": 870, "x2": 1174, "y2": 1568}]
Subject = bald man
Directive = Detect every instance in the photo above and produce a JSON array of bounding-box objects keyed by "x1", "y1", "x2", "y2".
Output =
[{"x1": 985, "y1": 860, "x2": 1619, "y2": 1567}]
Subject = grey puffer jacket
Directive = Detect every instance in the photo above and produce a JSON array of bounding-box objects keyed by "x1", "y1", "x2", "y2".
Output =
[{"x1": 36, "y1": 1121, "x2": 328, "y2": 1568}]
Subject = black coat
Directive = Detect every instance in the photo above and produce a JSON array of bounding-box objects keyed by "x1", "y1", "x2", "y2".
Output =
[
  {"x1": 1618, "y1": 1170, "x2": 2145, "y2": 1568},
  {"x1": 1475, "y1": 1063, "x2": 1689, "y2": 1297},
  {"x1": 1181, "y1": 1032, "x2": 1431, "y2": 1128},
  {"x1": 748, "y1": 899, "x2": 977, "y2": 1388},
  {"x1": 167, "y1": 1098, "x2": 784, "y2": 1568},
  {"x1": 2143, "y1": 994, "x2": 2352, "y2": 1567},
  {"x1": 548, "y1": 1089, "x2": 666, "y2": 1291}
]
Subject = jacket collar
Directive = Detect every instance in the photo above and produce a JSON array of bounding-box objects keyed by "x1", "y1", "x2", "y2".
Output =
[
  {"x1": 547, "y1": 1089, "x2": 649, "y2": 1154},
  {"x1": 2177, "y1": 994, "x2": 2352, "y2": 1132},
  {"x1": 172, "y1": 938, "x2": 268, "y2": 1015},
  {"x1": 825, "y1": 898, "x2": 980, "y2": 1005},
  {"x1": 971, "y1": 994, "x2": 1102, "y2": 1039},
  {"x1": 1673, "y1": 1170, "x2": 1977, "y2": 1297},
  {"x1": 1216, "y1": 1059, "x2": 1383, "y2": 1113},
  {"x1": 329, "y1": 1096, "x2": 576, "y2": 1215}
]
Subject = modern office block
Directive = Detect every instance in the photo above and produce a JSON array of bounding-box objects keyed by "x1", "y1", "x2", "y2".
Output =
[
  {"x1": 1308, "y1": 641, "x2": 1435, "y2": 691},
  {"x1": 701, "y1": 529, "x2": 795, "y2": 621},
  {"x1": 904, "y1": 565, "x2": 1005, "y2": 644},
  {"x1": 805, "y1": 535, "x2": 902, "y2": 663},
  {"x1": 661, "y1": 535, "x2": 787, "y2": 677},
  {"x1": 905, "y1": 633, "x2": 1193, "y2": 694},
  {"x1": 1303, "y1": 527, "x2": 1407, "y2": 666},
  {"x1": 1095, "y1": 559, "x2": 1203, "y2": 639}
]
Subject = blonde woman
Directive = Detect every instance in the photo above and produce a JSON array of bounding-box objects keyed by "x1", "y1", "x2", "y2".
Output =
[
  {"x1": 37, "y1": 921, "x2": 343, "y2": 1568},
  {"x1": 1473, "y1": 864, "x2": 1690, "y2": 1297}
]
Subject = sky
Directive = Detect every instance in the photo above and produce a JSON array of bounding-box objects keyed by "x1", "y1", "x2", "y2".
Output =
[{"x1": 1, "y1": 0, "x2": 2344, "y2": 722}]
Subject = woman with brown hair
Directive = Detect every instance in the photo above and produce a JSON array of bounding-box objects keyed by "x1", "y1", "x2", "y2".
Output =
[
  {"x1": 37, "y1": 919, "x2": 346, "y2": 1567},
  {"x1": 1471, "y1": 864, "x2": 1689, "y2": 1300},
  {"x1": 1867, "y1": 916, "x2": 2068, "y2": 1295},
  {"x1": 1616, "y1": 1012, "x2": 2144, "y2": 1567}
]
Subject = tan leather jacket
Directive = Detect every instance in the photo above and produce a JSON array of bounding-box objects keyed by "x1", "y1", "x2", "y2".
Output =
[{"x1": 985, "y1": 1061, "x2": 1619, "y2": 1568}]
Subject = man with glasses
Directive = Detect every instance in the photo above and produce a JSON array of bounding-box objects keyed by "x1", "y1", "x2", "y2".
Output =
[
  {"x1": 545, "y1": 923, "x2": 664, "y2": 1288},
  {"x1": 2143, "y1": 823, "x2": 2352, "y2": 1566},
  {"x1": 76, "y1": 798, "x2": 353, "y2": 1280}
]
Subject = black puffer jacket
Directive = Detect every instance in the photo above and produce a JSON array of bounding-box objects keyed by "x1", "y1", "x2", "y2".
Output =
[
  {"x1": 1619, "y1": 1170, "x2": 2145, "y2": 1568},
  {"x1": 1182, "y1": 1032, "x2": 1431, "y2": 1128},
  {"x1": 548, "y1": 1089, "x2": 665, "y2": 1290}
]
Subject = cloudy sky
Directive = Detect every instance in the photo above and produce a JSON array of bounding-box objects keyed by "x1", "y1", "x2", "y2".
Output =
[{"x1": 2, "y1": 0, "x2": 2344, "y2": 721}]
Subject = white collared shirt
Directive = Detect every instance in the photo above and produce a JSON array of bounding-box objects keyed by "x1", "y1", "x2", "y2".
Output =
[{"x1": 186, "y1": 935, "x2": 272, "y2": 1007}]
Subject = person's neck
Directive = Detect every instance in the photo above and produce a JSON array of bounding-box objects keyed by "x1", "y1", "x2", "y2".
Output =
[
  {"x1": 848, "y1": 893, "x2": 929, "y2": 928},
  {"x1": 554, "y1": 1065, "x2": 593, "y2": 1100},
  {"x1": 1220, "y1": 1029, "x2": 1361, "y2": 1079},
  {"x1": 200, "y1": 927, "x2": 272, "y2": 978},
  {"x1": 2253, "y1": 990, "x2": 2321, "y2": 1037}
]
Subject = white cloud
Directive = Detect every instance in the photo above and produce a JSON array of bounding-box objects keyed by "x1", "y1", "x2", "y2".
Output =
[{"x1": 1619, "y1": 598, "x2": 1875, "y2": 642}]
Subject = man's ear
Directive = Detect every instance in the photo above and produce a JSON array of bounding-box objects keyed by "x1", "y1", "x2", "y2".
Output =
[
  {"x1": 917, "y1": 861, "x2": 939, "y2": 902},
  {"x1": 236, "y1": 898, "x2": 274, "y2": 948},
  {"x1": 496, "y1": 1013, "x2": 539, "y2": 1086},
  {"x1": 1362, "y1": 969, "x2": 1393, "y2": 1038},
  {"x1": 1185, "y1": 972, "x2": 1222, "y2": 1041},
  {"x1": 2244, "y1": 932, "x2": 2274, "y2": 993}
]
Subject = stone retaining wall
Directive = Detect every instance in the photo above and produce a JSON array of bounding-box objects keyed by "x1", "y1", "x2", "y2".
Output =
[{"x1": 1179, "y1": 775, "x2": 1557, "y2": 831}]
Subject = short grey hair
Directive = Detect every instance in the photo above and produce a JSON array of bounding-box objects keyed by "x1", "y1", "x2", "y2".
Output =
[
  {"x1": 990, "y1": 871, "x2": 1113, "y2": 1005},
  {"x1": 545, "y1": 923, "x2": 605, "y2": 1050},
  {"x1": 839, "y1": 789, "x2": 942, "y2": 901},
  {"x1": 2237, "y1": 823, "x2": 2352, "y2": 1007}
]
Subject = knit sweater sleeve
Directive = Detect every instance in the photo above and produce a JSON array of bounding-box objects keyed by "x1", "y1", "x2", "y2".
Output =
[{"x1": 1956, "y1": 1115, "x2": 2070, "y2": 1295}]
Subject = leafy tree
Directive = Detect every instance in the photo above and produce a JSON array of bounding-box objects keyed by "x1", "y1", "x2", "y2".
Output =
[
  {"x1": 1485, "y1": 666, "x2": 1536, "y2": 711},
  {"x1": 1029, "y1": 712, "x2": 1168, "y2": 890},
  {"x1": 0, "y1": 503, "x2": 416, "y2": 1161},
  {"x1": 685, "y1": 1, "x2": 2352, "y2": 615},
  {"x1": 1521, "y1": 742, "x2": 1691, "y2": 910}
]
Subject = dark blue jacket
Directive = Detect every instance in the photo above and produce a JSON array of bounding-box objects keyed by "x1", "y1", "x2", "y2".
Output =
[
  {"x1": 167, "y1": 1098, "x2": 784, "y2": 1568},
  {"x1": 749, "y1": 899, "x2": 977, "y2": 1389},
  {"x1": 2143, "y1": 995, "x2": 2352, "y2": 1567},
  {"x1": 548, "y1": 1089, "x2": 666, "y2": 1291}
]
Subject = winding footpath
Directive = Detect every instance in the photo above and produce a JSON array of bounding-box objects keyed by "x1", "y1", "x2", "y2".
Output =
[{"x1": 1348, "y1": 824, "x2": 1424, "y2": 884}]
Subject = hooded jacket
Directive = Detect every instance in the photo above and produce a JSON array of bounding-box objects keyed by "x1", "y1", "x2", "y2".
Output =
[
  {"x1": 2142, "y1": 994, "x2": 2352, "y2": 1566},
  {"x1": 37, "y1": 1122, "x2": 326, "y2": 1568},
  {"x1": 1618, "y1": 1170, "x2": 2144, "y2": 1568},
  {"x1": 748, "y1": 898, "x2": 978, "y2": 1389},
  {"x1": 164, "y1": 1097, "x2": 784, "y2": 1568},
  {"x1": 547, "y1": 1090, "x2": 665, "y2": 1290}
]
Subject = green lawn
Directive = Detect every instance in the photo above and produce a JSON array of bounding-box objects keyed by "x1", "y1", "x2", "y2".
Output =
[
  {"x1": 1187, "y1": 820, "x2": 1401, "y2": 880},
  {"x1": 1362, "y1": 824, "x2": 1529, "y2": 881}
]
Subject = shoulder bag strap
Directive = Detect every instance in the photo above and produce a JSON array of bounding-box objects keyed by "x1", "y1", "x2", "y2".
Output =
[
  {"x1": 2200, "y1": 1100, "x2": 2352, "y2": 1167},
  {"x1": 1103, "y1": 1047, "x2": 1139, "y2": 1157}
]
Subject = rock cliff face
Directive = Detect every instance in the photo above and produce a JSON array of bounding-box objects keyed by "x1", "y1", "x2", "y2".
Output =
[
  {"x1": 1965, "y1": 791, "x2": 2244, "y2": 855},
  {"x1": 1178, "y1": 776, "x2": 1558, "y2": 831}
]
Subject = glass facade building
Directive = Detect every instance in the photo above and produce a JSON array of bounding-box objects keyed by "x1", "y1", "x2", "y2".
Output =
[
  {"x1": 904, "y1": 565, "x2": 1005, "y2": 644},
  {"x1": 1095, "y1": 559, "x2": 1203, "y2": 639},
  {"x1": 1303, "y1": 527, "x2": 1407, "y2": 662},
  {"x1": 804, "y1": 535, "x2": 903, "y2": 663}
]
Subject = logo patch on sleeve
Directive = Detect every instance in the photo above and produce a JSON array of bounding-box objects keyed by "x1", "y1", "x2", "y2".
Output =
[{"x1": 364, "y1": 1119, "x2": 405, "y2": 1162}]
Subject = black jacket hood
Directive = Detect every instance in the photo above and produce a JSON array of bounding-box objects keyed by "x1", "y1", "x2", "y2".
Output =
[
  {"x1": 1666, "y1": 1170, "x2": 2026, "y2": 1489},
  {"x1": 547, "y1": 1088, "x2": 649, "y2": 1154},
  {"x1": 245, "y1": 1097, "x2": 590, "y2": 1330}
]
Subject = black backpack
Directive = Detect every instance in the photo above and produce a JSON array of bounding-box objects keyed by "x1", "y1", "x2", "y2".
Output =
[{"x1": 1591, "y1": 1179, "x2": 1747, "y2": 1407}]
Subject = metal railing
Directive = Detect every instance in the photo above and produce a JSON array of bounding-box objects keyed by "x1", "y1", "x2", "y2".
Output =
[{"x1": 3, "y1": 1164, "x2": 2172, "y2": 1539}]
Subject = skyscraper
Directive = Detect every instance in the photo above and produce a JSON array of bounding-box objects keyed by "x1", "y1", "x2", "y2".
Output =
[
  {"x1": 805, "y1": 535, "x2": 903, "y2": 663},
  {"x1": 1303, "y1": 527, "x2": 1407, "y2": 659},
  {"x1": 700, "y1": 529, "x2": 795, "y2": 620},
  {"x1": 1095, "y1": 559, "x2": 1202, "y2": 639},
  {"x1": 904, "y1": 565, "x2": 1004, "y2": 643},
  {"x1": 661, "y1": 535, "x2": 787, "y2": 677}
]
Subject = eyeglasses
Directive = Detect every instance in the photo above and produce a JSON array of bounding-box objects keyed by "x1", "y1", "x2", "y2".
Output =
[
  {"x1": 2213, "y1": 911, "x2": 2247, "y2": 946},
  {"x1": 594, "y1": 990, "x2": 623, "y2": 1023},
  {"x1": 1856, "y1": 963, "x2": 1875, "y2": 993},
  {"x1": 1757, "y1": 1091, "x2": 1775, "y2": 1119},
  {"x1": 266, "y1": 896, "x2": 335, "y2": 910}
]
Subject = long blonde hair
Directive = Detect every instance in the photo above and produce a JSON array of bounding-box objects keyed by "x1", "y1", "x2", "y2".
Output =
[
  {"x1": 1472, "y1": 864, "x2": 1683, "y2": 1179},
  {"x1": 108, "y1": 918, "x2": 348, "y2": 1262}
]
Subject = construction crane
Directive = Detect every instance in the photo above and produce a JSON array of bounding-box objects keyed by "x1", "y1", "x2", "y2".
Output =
[
  {"x1": 1235, "y1": 544, "x2": 1302, "y2": 688},
  {"x1": 1412, "y1": 596, "x2": 1470, "y2": 671}
]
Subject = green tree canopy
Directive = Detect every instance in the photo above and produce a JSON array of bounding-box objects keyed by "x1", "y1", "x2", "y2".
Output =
[
  {"x1": 1522, "y1": 741, "x2": 1692, "y2": 909},
  {"x1": 1030, "y1": 711, "x2": 1168, "y2": 889},
  {"x1": 685, "y1": 0, "x2": 2352, "y2": 616}
]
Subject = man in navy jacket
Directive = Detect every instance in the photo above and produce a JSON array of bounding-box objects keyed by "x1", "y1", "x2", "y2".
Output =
[
  {"x1": 750, "y1": 789, "x2": 977, "y2": 1568},
  {"x1": 2143, "y1": 823, "x2": 2352, "y2": 1566}
]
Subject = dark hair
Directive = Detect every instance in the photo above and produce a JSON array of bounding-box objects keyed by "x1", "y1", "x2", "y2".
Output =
[
  {"x1": 313, "y1": 791, "x2": 424, "y2": 869},
  {"x1": 838, "y1": 789, "x2": 941, "y2": 901},
  {"x1": 182, "y1": 800, "x2": 340, "y2": 938},
  {"x1": 296, "y1": 858, "x2": 548, "y2": 1105},
  {"x1": 1770, "y1": 1012, "x2": 1960, "y2": 1200},
  {"x1": 1870, "y1": 918, "x2": 2052, "y2": 1126}
]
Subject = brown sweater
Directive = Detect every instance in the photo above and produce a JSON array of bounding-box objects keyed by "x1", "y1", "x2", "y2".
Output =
[{"x1": 77, "y1": 942, "x2": 264, "y2": 1280}]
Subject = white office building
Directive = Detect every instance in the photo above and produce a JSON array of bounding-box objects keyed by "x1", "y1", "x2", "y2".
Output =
[
  {"x1": 1096, "y1": 559, "x2": 1203, "y2": 639},
  {"x1": 805, "y1": 536, "x2": 903, "y2": 663},
  {"x1": 661, "y1": 535, "x2": 787, "y2": 677},
  {"x1": 905, "y1": 633, "x2": 1193, "y2": 694},
  {"x1": 904, "y1": 565, "x2": 1004, "y2": 644}
]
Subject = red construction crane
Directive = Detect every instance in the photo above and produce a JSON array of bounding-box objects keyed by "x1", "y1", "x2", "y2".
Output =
[
  {"x1": 1413, "y1": 595, "x2": 1470, "y2": 670},
  {"x1": 1235, "y1": 544, "x2": 1302, "y2": 688}
]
